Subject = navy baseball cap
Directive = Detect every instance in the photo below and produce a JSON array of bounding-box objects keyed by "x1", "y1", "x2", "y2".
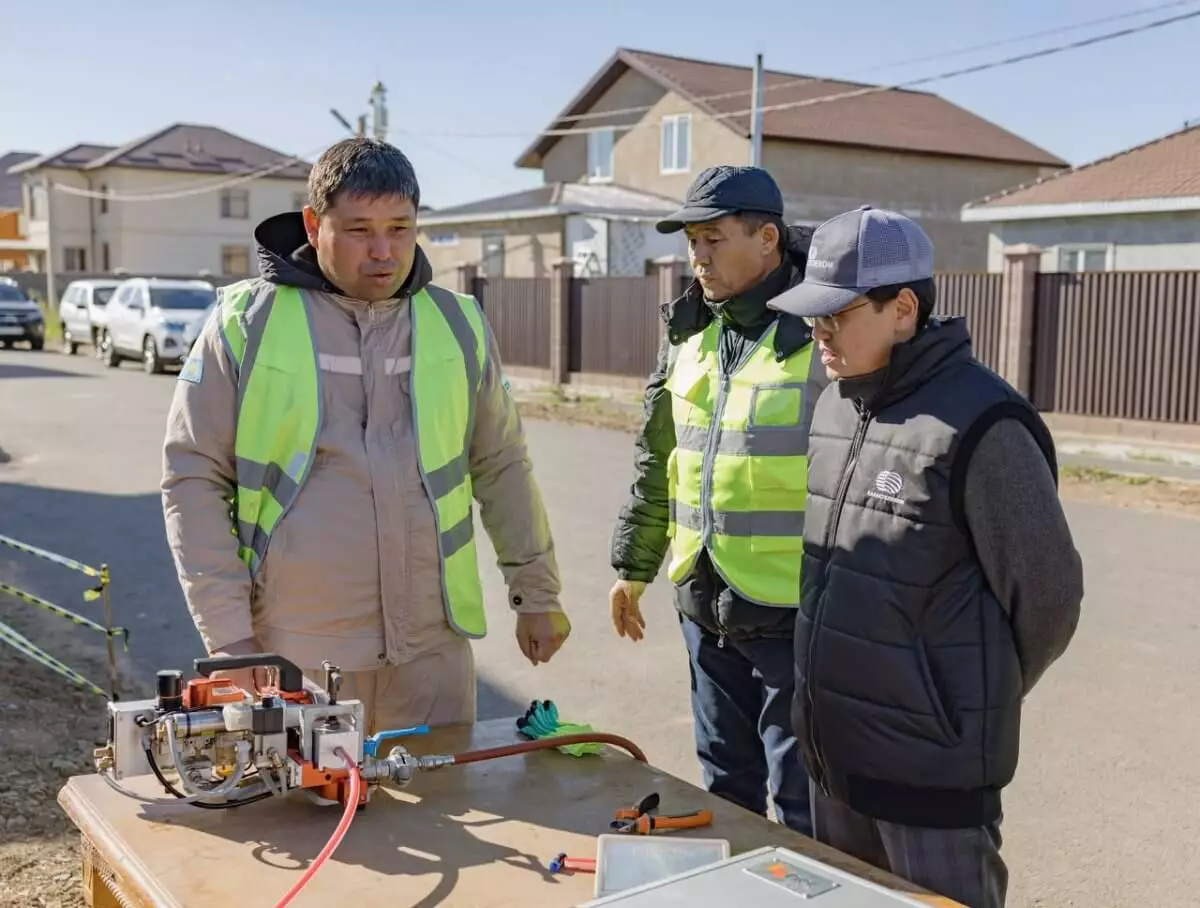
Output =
[
  {"x1": 769, "y1": 206, "x2": 935, "y2": 318},
  {"x1": 656, "y1": 165, "x2": 784, "y2": 234}
]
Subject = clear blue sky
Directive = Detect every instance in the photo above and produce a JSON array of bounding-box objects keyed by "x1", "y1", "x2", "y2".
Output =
[{"x1": 3, "y1": 0, "x2": 1198, "y2": 209}]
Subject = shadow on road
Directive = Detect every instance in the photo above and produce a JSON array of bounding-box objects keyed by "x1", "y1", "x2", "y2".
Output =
[
  {"x1": 0, "y1": 361, "x2": 91, "y2": 380},
  {"x1": 0, "y1": 480, "x2": 527, "y2": 720}
]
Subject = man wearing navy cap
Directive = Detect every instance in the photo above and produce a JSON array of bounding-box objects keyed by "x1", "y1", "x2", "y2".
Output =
[
  {"x1": 609, "y1": 165, "x2": 828, "y2": 836},
  {"x1": 769, "y1": 206, "x2": 1083, "y2": 906}
]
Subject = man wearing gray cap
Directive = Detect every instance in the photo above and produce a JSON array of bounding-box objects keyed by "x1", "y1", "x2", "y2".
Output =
[
  {"x1": 609, "y1": 165, "x2": 828, "y2": 836},
  {"x1": 769, "y1": 206, "x2": 1083, "y2": 906}
]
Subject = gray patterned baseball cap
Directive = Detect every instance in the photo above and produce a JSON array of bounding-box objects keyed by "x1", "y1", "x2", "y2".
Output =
[{"x1": 769, "y1": 206, "x2": 935, "y2": 318}]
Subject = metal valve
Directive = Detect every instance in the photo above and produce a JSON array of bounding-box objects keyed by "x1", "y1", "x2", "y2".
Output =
[{"x1": 322, "y1": 660, "x2": 342, "y2": 706}]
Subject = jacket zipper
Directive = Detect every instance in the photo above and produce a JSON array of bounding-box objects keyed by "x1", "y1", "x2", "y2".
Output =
[
  {"x1": 700, "y1": 325, "x2": 733, "y2": 646},
  {"x1": 806, "y1": 409, "x2": 871, "y2": 794}
]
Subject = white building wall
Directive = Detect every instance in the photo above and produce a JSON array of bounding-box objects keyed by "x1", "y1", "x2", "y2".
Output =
[{"x1": 24, "y1": 166, "x2": 307, "y2": 276}]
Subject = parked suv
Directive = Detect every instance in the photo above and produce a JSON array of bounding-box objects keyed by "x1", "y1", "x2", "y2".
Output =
[
  {"x1": 0, "y1": 277, "x2": 46, "y2": 350},
  {"x1": 100, "y1": 278, "x2": 216, "y2": 373},
  {"x1": 57, "y1": 278, "x2": 123, "y2": 356}
]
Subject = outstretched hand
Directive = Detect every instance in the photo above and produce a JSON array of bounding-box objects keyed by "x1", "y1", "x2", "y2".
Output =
[{"x1": 610, "y1": 579, "x2": 647, "y2": 641}]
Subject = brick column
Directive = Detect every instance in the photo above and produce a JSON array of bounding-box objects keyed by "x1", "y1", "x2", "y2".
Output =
[
  {"x1": 998, "y1": 244, "x2": 1043, "y2": 397},
  {"x1": 457, "y1": 262, "x2": 478, "y2": 296},
  {"x1": 549, "y1": 258, "x2": 574, "y2": 386},
  {"x1": 654, "y1": 255, "x2": 688, "y2": 343}
]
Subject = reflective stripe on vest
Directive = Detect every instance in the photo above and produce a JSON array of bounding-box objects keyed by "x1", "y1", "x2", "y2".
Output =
[
  {"x1": 666, "y1": 319, "x2": 812, "y2": 607},
  {"x1": 218, "y1": 279, "x2": 490, "y2": 639}
]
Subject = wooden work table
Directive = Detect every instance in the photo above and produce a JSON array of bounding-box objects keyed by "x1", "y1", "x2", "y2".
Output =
[{"x1": 59, "y1": 717, "x2": 957, "y2": 907}]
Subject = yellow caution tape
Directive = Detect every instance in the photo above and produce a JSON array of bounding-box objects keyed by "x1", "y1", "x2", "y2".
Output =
[
  {"x1": 0, "y1": 582, "x2": 128, "y2": 648},
  {"x1": 0, "y1": 619, "x2": 106, "y2": 697},
  {"x1": 0, "y1": 533, "x2": 102, "y2": 578}
]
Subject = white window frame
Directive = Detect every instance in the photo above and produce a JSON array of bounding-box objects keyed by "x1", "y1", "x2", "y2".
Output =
[
  {"x1": 586, "y1": 127, "x2": 614, "y2": 183},
  {"x1": 660, "y1": 114, "x2": 691, "y2": 175},
  {"x1": 220, "y1": 188, "x2": 250, "y2": 220},
  {"x1": 427, "y1": 231, "x2": 459, "y2": 247},
  {"x1": 1057, "y1": 243, "x2": 1112, "y2": 273}
]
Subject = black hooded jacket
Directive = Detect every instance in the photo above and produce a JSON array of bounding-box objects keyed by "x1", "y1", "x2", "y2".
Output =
[
  {"x1": 252, "y1": 211, "x2": 435, "y2": 298},
  {"x1": 609, "y1": 226, "x2": 829, "y2": 640}
]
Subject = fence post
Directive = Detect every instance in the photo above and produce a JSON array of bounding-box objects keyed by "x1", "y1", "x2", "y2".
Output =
[
  {"x1": 998, "y1": 244, "x2": 1042, "y2": 397},
  {"x1": 549, "y1": 258, "x2": 574, "y2": 387},
  {"x1": 654, "y1": 255, "x2": 688, "y2": 343},
  {"x1": 457, "y1": 262, "x2": 478, "y2": 296}
]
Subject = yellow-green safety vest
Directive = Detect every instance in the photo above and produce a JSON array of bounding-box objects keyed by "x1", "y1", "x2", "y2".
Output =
[
  {"x1": 217, "y1": 279, "x2": 490, "y2": 638},
  {"x1": 666, "y1": 319, "x2": 812, "y2": 607}
]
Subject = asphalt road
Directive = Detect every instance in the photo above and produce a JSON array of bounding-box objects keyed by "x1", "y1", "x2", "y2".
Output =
[{"x1": 2, "y1": 347, "x2": 1198, "y2": 907}]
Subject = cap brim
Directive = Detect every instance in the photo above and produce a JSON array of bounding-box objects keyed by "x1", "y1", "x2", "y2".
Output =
[
  {"x1": 655, "y1": 205, "x2": 735, "y2": 234},
  {"x1": 768, "y1": 280, "x2": 863, "y2": 319}
]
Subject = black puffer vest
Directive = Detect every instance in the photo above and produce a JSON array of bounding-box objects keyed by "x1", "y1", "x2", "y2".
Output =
[{"x1": 793, "y1": 317, "x2": 1055, "y2": 828}]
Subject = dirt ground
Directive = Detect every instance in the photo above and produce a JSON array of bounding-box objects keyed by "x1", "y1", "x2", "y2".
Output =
[
  {"x1": 0, "y1": 603, "x2": 117, "y2": 908},
  {"x1": 3, "y1": 395, "x2": 1198, "y2": 908}
]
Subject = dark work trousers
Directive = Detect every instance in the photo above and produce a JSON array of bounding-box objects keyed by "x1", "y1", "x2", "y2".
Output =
[
  {"x1": 679, "y1": 614, "x2": 813, "y2": 836},
  {"x1": 811, "y1": 784, "x2": 1008, "y2": 908}
]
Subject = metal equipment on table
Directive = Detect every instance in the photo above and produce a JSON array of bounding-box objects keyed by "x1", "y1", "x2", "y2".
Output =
[
  {"x1": 582, "y1": 845, "x2": 942, "y2": 907},
  {"x1": 95, "y1": 653, "x2": 646, "y2": 812}
]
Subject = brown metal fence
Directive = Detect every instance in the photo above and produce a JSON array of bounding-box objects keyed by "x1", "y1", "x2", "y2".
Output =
[
  {"x1": 934, "y1": 272, "x2": 1004, "y2": 373},
  {"x1": 569, "y1": 276, "x2": 663, "y2": 377},
  {"x1": 1031, "y1": 271, "x2": 1200, "y2": 423},
  {"x1": 473, "y1": 277, "x2": 551, "y2": 369}
]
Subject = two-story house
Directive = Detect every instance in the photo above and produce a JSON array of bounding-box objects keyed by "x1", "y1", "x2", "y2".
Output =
[
  {"x1": 418, "y1": 48, "x2": 1066, "y2": 277},
  {"x1": 8, "y1": 123, "x2": 310, "y2": 279}
]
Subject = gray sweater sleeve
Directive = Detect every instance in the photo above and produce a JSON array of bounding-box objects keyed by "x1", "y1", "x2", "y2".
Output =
[{"x1": 962, "y1": 418, "x2": 1084, "y2": 695}]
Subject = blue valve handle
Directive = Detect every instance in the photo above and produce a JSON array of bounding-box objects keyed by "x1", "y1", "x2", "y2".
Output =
[{"x1": 363, "y1": 725, "x2": 429, "y2": 757}]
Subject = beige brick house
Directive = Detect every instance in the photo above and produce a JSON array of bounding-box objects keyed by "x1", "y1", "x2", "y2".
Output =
[{"x1": 420, "y1": 48, "x2": 1066, "y2": 277}]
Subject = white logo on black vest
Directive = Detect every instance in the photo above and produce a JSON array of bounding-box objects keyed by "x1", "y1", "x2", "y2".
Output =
[{"x1": 867, "y1": 470, "x2": 904, "y2": 505}]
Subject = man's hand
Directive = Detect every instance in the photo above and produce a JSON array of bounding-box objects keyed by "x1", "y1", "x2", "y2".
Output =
[
  {"x1": 610, "y1": 580, "x2": 647, "y2": 641},
  {"x1": 515, "y1": 611, "x2": 571, "y2": 665}
]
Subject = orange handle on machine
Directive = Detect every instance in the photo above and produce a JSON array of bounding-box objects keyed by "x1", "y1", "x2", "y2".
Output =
[{"x1": 623, "y1": 808, "x2": 713, "y2": 835}]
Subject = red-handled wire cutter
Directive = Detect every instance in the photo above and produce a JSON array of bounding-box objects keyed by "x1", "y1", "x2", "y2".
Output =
[{"x1": 611, "y1": 792, "x2": 713, "y2": 835}]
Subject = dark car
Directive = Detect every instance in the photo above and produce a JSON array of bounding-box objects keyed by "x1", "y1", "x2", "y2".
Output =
[{"x1": 0, "y1": 279, "x2": 46, "y2": 350}]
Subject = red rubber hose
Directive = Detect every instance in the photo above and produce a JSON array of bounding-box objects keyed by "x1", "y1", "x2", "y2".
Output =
[
  {"x1": 450, "y1": 732, "x2": 648, "y2": 765},
  {"x1": 273, "y1": 748, "x2": 362, "y2": 908}
]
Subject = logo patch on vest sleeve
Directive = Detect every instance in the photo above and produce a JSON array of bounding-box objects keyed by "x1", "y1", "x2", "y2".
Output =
[
  {"x1": 178, "y1": 356, "x2": 204, "y2": 385},
  {"x1": 867, "y1": 470, "x2": 904, "y2": 505}
]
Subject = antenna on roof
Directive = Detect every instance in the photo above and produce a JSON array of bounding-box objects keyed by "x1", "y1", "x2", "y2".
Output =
[{"x1": 370, "y1": 82, "x2": 388, "y2": 143}]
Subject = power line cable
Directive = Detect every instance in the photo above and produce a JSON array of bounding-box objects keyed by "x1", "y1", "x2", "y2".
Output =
[
  {"x1": 50, "y1": 143, "x2": 328, "y2": 203},
  {"x1": 545, "y1": 0, "x2": 1199, "y2": 125},
  {"x1": 412, "y1": 7, "x2": 1200, "y2": 140}
]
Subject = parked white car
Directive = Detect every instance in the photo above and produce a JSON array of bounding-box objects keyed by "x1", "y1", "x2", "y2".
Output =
[
  {"x1": 180, "y1": 299, "x2": 217, "y2": 356},
  {"x1": 57, "y1": 278, "x2": 123, "y2": 356},
  {"x1": 100, "y1": 278, "x2": 216, "y2": 373}
]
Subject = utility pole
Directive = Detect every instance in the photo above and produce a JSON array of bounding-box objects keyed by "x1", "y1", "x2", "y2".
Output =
[
  {"x1": 749, "y1": 53, "x2": 764, "y2": 167},
  {"x1": 42, "y1": 178, "x2": 57, "y2": 310},
  {"x1": 370, "y1": 82, "x2": 388, "y2": 143}
]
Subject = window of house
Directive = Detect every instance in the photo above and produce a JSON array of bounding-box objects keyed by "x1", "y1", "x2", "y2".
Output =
[
  {"x1": 661, "y1": 114, "x2": 691, "y2": 174},
  {"x1": 99, "y1": 185, "x2": 109, "y2": 215},
  {"x1": 27, "y1": 184, "x2": 43, "y2": 221},
  {"x1": 102, "y1": 243, "x2": 111, "y2": 272},
  {"x1": 292, "y1": 191, "x2": 308, "y2": 210},
  {"x1": 587, "y1": 128, "x2": 614, "y2": 182},
  {"x1": 1058, "y1": 245, "x2": 1109, "y2": 273},
  {"x1": 220, "y1": 189, "x2": 250, "y2": 219},
  {"x1": 427, "y1": 231, "x2": 459, "y2": 246},
  {"x1": 64, "y1": 247, "x2": 87, "y2": 272},
  {"x1": 481, "y1": 234, "x2": 505, "y2": 277},
  {"x1": 221, "y1": 245, "x2": 251, "y2": 275}
]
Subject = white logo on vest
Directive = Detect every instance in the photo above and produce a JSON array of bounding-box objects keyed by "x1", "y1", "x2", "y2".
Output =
[{"x1": 867, "y1": 470, "x2": 905, "y2": 505}]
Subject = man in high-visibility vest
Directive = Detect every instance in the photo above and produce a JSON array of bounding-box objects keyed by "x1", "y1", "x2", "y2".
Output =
[
  {"x1": 161, "y1": 138, "x2": 569, "y2": 732},
  {"x1": 609, "y1": 166, "x2": 828, "y2": 836}
]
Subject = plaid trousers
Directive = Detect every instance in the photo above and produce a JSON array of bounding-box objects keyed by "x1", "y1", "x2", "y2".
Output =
[{"x1": 810, "y1": 785, "x2": 1008, "y2": 908}]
